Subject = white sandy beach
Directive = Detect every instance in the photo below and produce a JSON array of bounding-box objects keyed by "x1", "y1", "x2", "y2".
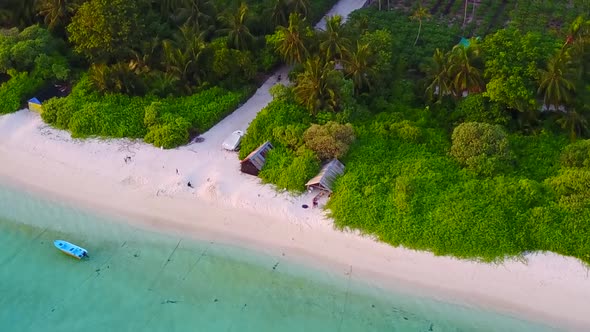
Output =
[{"x1": 1, "y1": 1, "x2": 590, "y2": 330}]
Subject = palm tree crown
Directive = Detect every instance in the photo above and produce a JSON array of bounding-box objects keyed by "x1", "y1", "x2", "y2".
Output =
[
  {"x1": 275, "y1": 13, "x2": 310, "y2": 65},
  {"x1": 318, "y1": 15, "x2": 350, "y2": 62},
  {"x1": 218, "y1": 2, "x2": 253, "y2": 50},
  {"x1": 538, "y1": 51, "x2": 576, "y2": 109},
  {"x1": 410, "y1": 4, "x2": 431, "y2": 46}
]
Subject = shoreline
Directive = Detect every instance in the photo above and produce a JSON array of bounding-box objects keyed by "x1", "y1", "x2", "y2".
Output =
[{"x1": 1, "y1": 111, "x2": 589, "y2": 331}]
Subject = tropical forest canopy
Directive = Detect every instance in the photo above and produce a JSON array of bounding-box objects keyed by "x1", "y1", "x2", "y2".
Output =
[
  {"x1": 0, "y1": 0, "x2": 338, "y2": 146},
  {"x1": 1, "y1": 0, "x2": 590, "y2": 263}
]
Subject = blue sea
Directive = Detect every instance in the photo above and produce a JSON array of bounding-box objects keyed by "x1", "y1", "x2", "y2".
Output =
[{"x1": 0, "y1": 182, "x2": 560, "y2": 332}]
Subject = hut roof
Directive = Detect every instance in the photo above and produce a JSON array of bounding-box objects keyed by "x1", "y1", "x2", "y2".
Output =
[
  {"x1": 240, "y1": 141, "x2": 273, "y2": 171},
  {"x1": 305, "y1": 159, "x2": 345, "y2": 193},
  {"x1": 28, "y1": 97, "x2": 41, "y2": 105}
]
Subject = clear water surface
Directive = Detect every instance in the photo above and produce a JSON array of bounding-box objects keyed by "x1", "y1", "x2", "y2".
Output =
[{"x1": 0, "y1": 183, "x2": 559, "y2": 332}]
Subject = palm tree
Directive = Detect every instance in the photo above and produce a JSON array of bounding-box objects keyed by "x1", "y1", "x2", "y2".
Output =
[
  {"x1": 88, "y1": 63, "x2": 109, "y2": 93},
  {"x1": 538, "y1": 51, "x2": 576, "y2": 110},
  {"x1": 293, "y1": 56, "x2": 339, "y2": 114},
  {"x1": 447, "y1": 42, "x2": 484, "y2": 98},
  {"x1": 275, "y1": 13, "x2": 309, "y2": 65},
  {"x1": 289, "y1": 0, "x2": 310, "y2": 18},
  {"x1": 350, "y1": 14, "x2": 369, "y2": 35},
  {"x1": 218, "y1": 3, "x2": 253, "y2": 50},
  {"x1": 162, "y1": 24, "x2": 209, "y2": 91},
  {"x1": 557, "y1": 108, "x2": 589, "y2": 141},
  {"x1": 158, "y1": 0, "x2": 183, "y2": 20},
  {"x1": 271, "y1": 0, "x2": 290, "y2": 27},
  {"x1": 318, "y1": 15, "x2": 350, "y2": 62},
  {"x1": 425, "y1": 48, "x2": 452, "y2": 103},
  {"x1": 563, "y1": 16, "x2": 590, "y2": 97},
  {"x1": 172, "y1": 0, "x2": 215, "y2": 28},
  {"x1": 37, "y1": 0, "x2": 78, "y2": 31},
  {"x1": 8, "y1": 0, "x2": 38, "y2": 28},
  {"x1": 564, "y1": 15, "x2": 590, "y2": 49},
  {"x1": 148, "y1": 71, "x2": 180, "y2": 97},
  {"x1": 410, "y1": 4, "x2": 431, "y2": 46},
  {"x1": 342, "y1": 41, "x2": 375, "y2": 94}
]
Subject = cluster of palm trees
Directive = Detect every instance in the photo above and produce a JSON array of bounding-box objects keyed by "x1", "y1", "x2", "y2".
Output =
[
  {"x1": 273, "y1": 13, "x2": 381, "y2": 114},
  {"x1": 542, "y1": 16, "x2": 590, "y2": 140},
  {"x1": 0, "y1": 0, "x2": 318, "y2": 95},
  {"x1": 424, "y1": 40, "x2": 484, "y2": 103},
  {"x1": 424, "y1": 16, "x2": 590, "y2": 139}
]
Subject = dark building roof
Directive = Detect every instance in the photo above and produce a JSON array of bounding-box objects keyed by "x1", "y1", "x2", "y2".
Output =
[
  {"x1": 305, "y1": 159, "x2": 345, "y2": 193},
  {"x1": 240, "y1": 141, "x2": 273, "y2": 176}
]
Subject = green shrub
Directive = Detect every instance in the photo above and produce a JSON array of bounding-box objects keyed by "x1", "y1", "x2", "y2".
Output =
[
  {"x1": 450, "y1": 122, "x2": 511, "y2": 174},
  {"x1": 257, "y1": 42, "x2": 280, "y2": 72},
  {"x1": 143, "y1": 101, "x2": 161, "y2": 127},
  {"x1": 41, "y1": 79, "x2": 244, "y2": 147},
  {"x1": 560, "y1": 139, "x2": 590, "y2": 169},
  {"x1": 259, "y1": 147, "x2": 320, "y2": 192},
  {"x1": 55, "y1": 98, "x2": 77, "y2": 129},
  {"x1": 508, "y1": 131, "x2": 567, "y2": 181},
  {"x1": 33, "y1": 54, "x2": 70, "y2": 81},
  {"x1": 69, "y1": 102, "x2": 100, "y2": 137},
  {"x1": 272, "y1": 124, "x2": 307, "y2": 150},
  {"x1": 239, "y1": 100, "x2": 310, "y2": 159},
  {"x1": 546, "y1": 169, "x2": 590, "y2": 209},
  {"x1": 393, "y1": 175, "x2": 414, "y2": 212},
  {"x1": 390, "y1": 120, "x2": 422, "y2": 142},
  {"x1": 0, "y1": 71, "x2": 43, "y2": 114},
  {"x1": 303, "y1": 121, "x2": 355, "y2": 160},
  {"x1": 0, "y1": 25, "x2": 65, "y2": 75},
  {"x1": 453, "y1": 94, "x2": 510, "y2": 126},
  {"x1": 269, "y1": 84, "x2": 294, "y2": 102},
  {"x1": 144, "y1": 117, "x2": 190, "y2": 149}
]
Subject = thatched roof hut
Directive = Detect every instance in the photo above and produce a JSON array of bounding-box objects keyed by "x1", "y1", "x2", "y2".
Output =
[
  {"x1": 240, "y1": 141, "x2": 273, "y2": 176},
  {"x1": 305, "y1": 159, "x2": 345, "y2": 193}
]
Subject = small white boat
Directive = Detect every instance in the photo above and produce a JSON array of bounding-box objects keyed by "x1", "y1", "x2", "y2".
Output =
[
  {"x1": 222, "y1": 130, "x2": 244, "y2": 151},
  {"x1": 54, "y1": 240, "x2": 89, "y2": 260}
]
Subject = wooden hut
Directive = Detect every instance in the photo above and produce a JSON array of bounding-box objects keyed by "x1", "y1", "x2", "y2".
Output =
[
  {"x1": 28, "y1": 97, "x2": 43, "y2": 113},
  {"x1": 306, "y1": 159, "x2": 345, "y2": 193},
  {"x1": 240, "y1": 141, "x2": 273, "y2": 176}
]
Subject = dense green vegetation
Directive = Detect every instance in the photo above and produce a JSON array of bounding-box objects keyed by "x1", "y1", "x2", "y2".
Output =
[
  {"x1": 240, "y1": 3, "x2": 590, "y2": 263},
  {"x1": 0, "y1": 0, "x2": 338, "y2": 145}
]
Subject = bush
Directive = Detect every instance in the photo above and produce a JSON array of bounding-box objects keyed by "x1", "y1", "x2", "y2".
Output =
[
  {"x1": 239, "y1": 100, "x2": 311, "y2": 159},
  {"x1": 450, "y1": 122, "x2": 511, "y2": 174},
  {"x1": 272, "y1": 124, "x2": 307, "y2": 150},
  {"x1": 453, "y1": 94, "x2": 510, "y2": 126},
  {"x1": 259, "y1": 147, "x2": 320, "y2": 192},
  {"x1": 560, "y1": 139, "x2": 590, "y2": 169},
  {"x1": 303, "y1": 121, "x2": 355, "y2": 160},
  {"x1": 143, "y1": 101, "x2": 161, "y2": 127},
  {"x1": 55, "y1": 98, "x2": 77, "y2": 129},
  {"x1": 0, "y1": 71, "x2": 43, "y2": 114},
  {"x1": 546, "y1": 169, "x2": 590, "y2": 210},
  {"x1": 68, "y1": 102, "x2": 100, "y2": 137},
  {"x1": 41, "y1": 78, "x2": 244, "y2": 147},
  {"x1": 389, "y1": 120, "x2": 423, "y2": 142},
  {"x1": 144, "y1": 117, "x2": 191, "y2": 149},
  {"x1": 0, "y1": 25, "x2": 65, "y2": 75}
]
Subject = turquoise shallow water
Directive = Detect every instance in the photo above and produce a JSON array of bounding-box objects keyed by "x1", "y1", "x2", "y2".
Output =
[{"x1": 0, "y1": 183, "x2": 559, "y2": 332}]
